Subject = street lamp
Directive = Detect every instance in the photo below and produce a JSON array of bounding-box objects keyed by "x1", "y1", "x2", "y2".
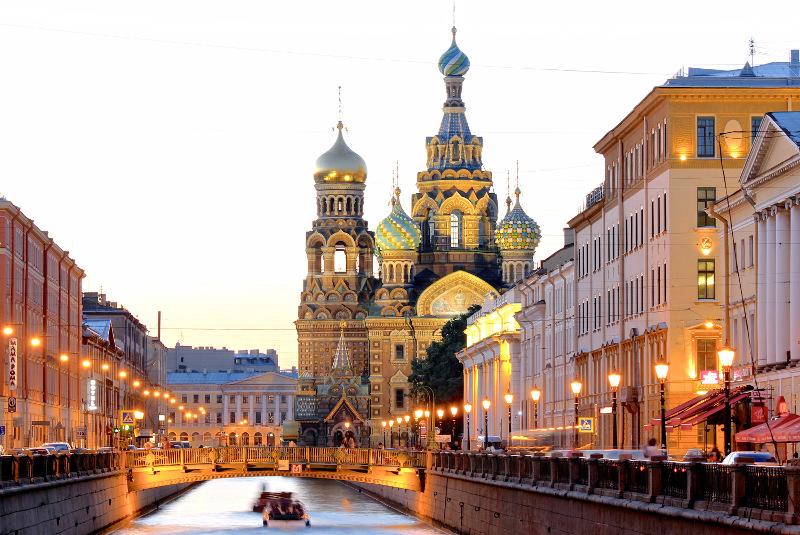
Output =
[
  {"x1": 655, "y1": 358, "x2": 669, "y2": 453},
  {"x1": 414, "y1": 410, "x2": 422, "y2": 448},
  {"x1": 570, "y1": 379, "x2": 582, "y2": 449},
  {"x1": 608, "y1": 371, "x2": 621, "y2": 449},
  {"x1": 404, "y1": 415, "x2": 410, "y2": 448},
  {"x1": 504, "y1": 393, "x2": 513, "y2": 448},
  {"x1": 437, "y1": 409, "x2": 444, "y2": 437},
  {"x1": 449, "y1": 406, "x2": 457, "y2": 445},
  {"x1": 464, "y1": 403, "x2": 472, "y2": 451},
  {"x1": 388, "y1": 420, "x2": 394, "y2": 448},
  {"x1": 718, "y1": 345, "x2": 735, "y2": 456},
  {"x1": 381, "y1": 420, "x2": 387, "y2": 447},
  {"x1": 530, "y1": 388, "x2": 541, "y2": 429},
  {"x1": 481, "y1": 398, "x2": 491, "y2": 451}
]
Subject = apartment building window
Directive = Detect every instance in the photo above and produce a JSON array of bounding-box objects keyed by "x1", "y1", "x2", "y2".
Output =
[
  {"x1": 193, "y1": 395, "x2": 198, "y2": 403},
  {"x1": 182, "y1": 395, "x2": 188, "y2": 403},
  {"x1": 205, "y1": 395, "x2": 210, "y2": 403},
  {"x1": 740, "y1": 239, "x2": 745, "y2": 272},
  {"x1": 395, "y1": 388, "x2": 405, "y2": 409},
  {"x1": 732, "y1": 242, "x2": 738, "y2": 272},
  {"x1": 748, "y1": 235, "x2": 754, "y2": 266},
  {"x1": 281, "y1": 395, "x2": 287, "y2": 404},
  {"x1": 698, "y1": 259, "x2": 716, "y2": 299},
  {"x1": 255, "y1": 396, "x2": 261, "y2": 404},
  {"x1": 229, "y1": 412, "x2": 236, "y2": 424},
  {"x1": 217, "y1": 395, "x2": 222, "y2": 403},
  {"x1": 256, "y1": 412, "x2": 262, "y2": 424},
  {"x1": 269, "y1": 412, "x2": 274, "y2": 423},
  {"x1": 697, "y1": 188, "x2": 716, "y2": 227},
  {"x1": 216, "y1": 412, "x2": 222, "y2": 424},
  {"x1": 230, "y1": 395, "x2": 235, "y2": 403},
  {"x1": 697, "y1": 117, "x2": 715, "y2": 157},
  {"x1": 242, "y1": 396, "x2": 248, "y2": 404},
  {"x1": 697, "y1": 339, "x2": 717, "y2": 373},
  {"x1": 751, "y1": 116, "x2": 763, "y2": 139},
  {"x1": 395, "y1": 344, "x2": 404, "y2": 360},
  {"x1": 663, "y1": 191, "x2": 667, "y2": 231}
]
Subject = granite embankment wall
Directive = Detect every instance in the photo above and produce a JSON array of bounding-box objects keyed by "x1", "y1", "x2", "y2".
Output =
[
  {"x1": 353, "y1": 471, "x2": 800, "y2": 535},
  {"x1": 0, "y1": 471, "x2": 192, "y2": 535}
]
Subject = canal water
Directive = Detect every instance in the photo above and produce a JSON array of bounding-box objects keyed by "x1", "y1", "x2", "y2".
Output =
[{"x1": 109, "y1": 476, "x2": 447, "y2": 534}]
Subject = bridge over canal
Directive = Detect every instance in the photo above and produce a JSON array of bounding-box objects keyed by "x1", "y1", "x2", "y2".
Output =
[{"x1": 126, "y1": 446, "x2": 426, "y2": 491}]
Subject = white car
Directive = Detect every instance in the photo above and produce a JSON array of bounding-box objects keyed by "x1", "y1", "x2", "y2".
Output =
[{"x1": 720, "y1": 451, "x2": 778, "y2": 465}]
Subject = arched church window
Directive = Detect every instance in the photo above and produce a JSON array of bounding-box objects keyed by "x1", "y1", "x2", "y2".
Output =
[
  {"x1": 451, "y1": 140, "x2": 460, "y2": 161},
  {"x1": 508, "y1": 264, "x2": 515, "y2": 281},
  {"x1": 450, "y1": 211, "x2": 462, "y2": 248},
  {"x1": 337, "y1": 198, "x2": 344, "y2": 213},
  {"x1": 334, "y1": 244, "x2": 346, "y2": 272}
]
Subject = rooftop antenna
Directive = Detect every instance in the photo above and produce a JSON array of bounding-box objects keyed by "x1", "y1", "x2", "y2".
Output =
[{"x1": 749, "y1": 37, "x2": 755, "y2": 66}]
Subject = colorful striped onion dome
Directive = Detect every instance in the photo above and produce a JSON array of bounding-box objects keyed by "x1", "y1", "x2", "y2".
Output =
[
  {"x1": 438, "y1": 27, "x2": 470, "y2": 76},
  {"x1": 375, "y1": 188, "x2": 421, "y2": 256},
  {"x1": 495, "y1": 188, "x2": 541, "y2": 251}
]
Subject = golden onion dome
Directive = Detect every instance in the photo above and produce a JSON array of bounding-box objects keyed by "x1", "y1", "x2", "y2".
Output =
[{"x1": 313, "y1": 121, "x2": 367, "y2": 184}]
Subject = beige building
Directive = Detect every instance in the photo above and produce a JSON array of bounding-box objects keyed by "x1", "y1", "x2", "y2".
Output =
[
  {"x1": 166, "y1": 371, "x2": 297, "y2": 446},
  {"x1": 568, "y1": 53, "x2": 800, "y2": 453},
  {"x1": 713, "y1": 111, "x2": 800, "y2": 440}
]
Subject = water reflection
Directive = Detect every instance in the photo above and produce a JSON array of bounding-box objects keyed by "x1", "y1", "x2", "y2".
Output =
[{"x1": 110, "y1": 476, "x2": 445, "y2": 534}]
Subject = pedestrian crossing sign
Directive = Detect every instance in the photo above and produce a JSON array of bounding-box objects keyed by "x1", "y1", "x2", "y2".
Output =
[
  {"x1": 579, "y1": 417, "x2": 594, "y2": 433},
  {"x1": 121, "y1": 411, "x2": 136, "y2": 425}
]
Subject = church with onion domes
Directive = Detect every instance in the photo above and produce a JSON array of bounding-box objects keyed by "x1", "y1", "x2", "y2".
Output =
[{"x1": 293, "y1": 27, "x2": 541, "y2": 448}]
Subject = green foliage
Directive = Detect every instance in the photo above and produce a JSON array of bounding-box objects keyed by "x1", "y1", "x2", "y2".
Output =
[{"x1": 409, "y1": 304, "x2": 481, "y2": 406}]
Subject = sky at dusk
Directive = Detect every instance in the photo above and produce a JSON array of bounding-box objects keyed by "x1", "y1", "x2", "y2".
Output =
[{"x1": 1, "y1": 1, "x2": 798, "y2": 369}]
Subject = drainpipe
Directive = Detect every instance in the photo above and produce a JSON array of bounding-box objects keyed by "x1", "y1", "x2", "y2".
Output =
[{"x1": 707, "y1": 201, "x2": 731, "y2": 344}]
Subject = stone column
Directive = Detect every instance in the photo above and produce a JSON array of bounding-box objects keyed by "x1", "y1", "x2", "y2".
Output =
[
  {"x1": 791, "y1": 201, "x2": 800, "y2": 362},
  {"x1": 776, "y1": 205, "x2": 791, "y2": 364},
  {"x1": 757, "y1": 213, "x2": 767, "y2": 367},
  {"x1": 275, "y1": 394, "x2": 281, "y2": 425},
  {"x1": 766, "y1": 210, "x2": 776, "y2": 365},
  {"x1": 286, "y1": 393, "x2": 294, "y2": 420},
  {"x1": 236, "y1": 394, "x2": 242, "y2": 424},
  {"x1": 261, "y1": 394, "x2": 267, "y2": 427},
  {"x1": 223, "y1": 394, "x2": 229, "y2": 428}
]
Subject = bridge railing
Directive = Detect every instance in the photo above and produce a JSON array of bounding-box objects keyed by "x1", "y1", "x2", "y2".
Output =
[
  {"x1": 430, "y1": 451, "x2": 800, "y2": 522},
  {"x1": 0, "y1": 451, "x2": 120, "y2": 487},
  {"x1": 126, "y1": 447, "x2": 428, "y2": 471}
]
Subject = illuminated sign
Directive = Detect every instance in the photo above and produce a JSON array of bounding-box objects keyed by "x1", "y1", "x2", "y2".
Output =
[
  {"x1": 579, "y1": 417, "x2": 594, "y2": 433},
  {"x1": 88, "y1": 379, "x2": 98, "y2": 411},
  {"x1": 8, "y1": 338, "x2": 17, "y2": 390},
  {"x1": 700, "y1": 370, "x2": 720, "y2": 385}
]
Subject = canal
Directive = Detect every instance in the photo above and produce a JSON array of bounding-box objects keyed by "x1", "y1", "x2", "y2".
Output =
[{"x1": 108, "y1": 476, "x2": 447, "y2": 534}]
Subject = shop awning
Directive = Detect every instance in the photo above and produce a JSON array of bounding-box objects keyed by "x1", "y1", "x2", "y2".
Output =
[
  {"x1": 735, "y1": 413, "x2": 800, "y2": 443},
  {"x1": 645, "y1": 386, "x2": 753, "y2": 432},
  {"x1": 771, "y1": 416, "x2": 800, "y2": 442}
]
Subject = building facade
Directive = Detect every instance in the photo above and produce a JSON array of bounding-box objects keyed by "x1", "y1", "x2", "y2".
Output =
[
  {"x1": 165, "y1": 371, "x2": 297, "y2": 446},
  {"x1": 167, "y1": 343, "x2": 279, "y2": 374},
  {"x1": 295, "y1": 27, "x2": 540, "y2": 446},
  {"x1": 567, "y1": 53, "x2": 800, "y2": 453},
  {"x1": 0, "y1": 199, "x2": 85, "y2": 449}
]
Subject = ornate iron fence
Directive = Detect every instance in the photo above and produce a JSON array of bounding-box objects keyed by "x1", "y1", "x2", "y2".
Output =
[
  {"x1": 661, "y1": 462, "x2": 688, "y2": 499},
  {"x1": 743, "y1": 466, "x2": 788, "y2": 512}
]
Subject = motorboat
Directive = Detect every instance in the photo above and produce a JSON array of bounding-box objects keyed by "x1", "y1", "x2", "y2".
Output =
[{"x1": 253, "y1": 490, "x2": 310, "y2": 527}]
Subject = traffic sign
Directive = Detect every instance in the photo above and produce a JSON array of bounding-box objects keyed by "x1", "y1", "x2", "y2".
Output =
[
  {"x1": 579, "y1": 417, "x2": 594, "y2": 433},
  {"x1": 121, "y1": 410, "x2": 136, "y2": 425},
  {"x1": 8, "y1": 397, "x2": 16, "y2": 413},
  {"x1": 420, "y1": 419, "x2": 427, "y2": 437},
  {"x1": 0, "y1": 426, "x2": 5, "y2": 436}
]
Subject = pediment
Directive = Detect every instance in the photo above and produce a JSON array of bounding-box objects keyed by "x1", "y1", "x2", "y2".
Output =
[
  {"x1": 227, "y1": 372, "x2": 298, "y2": 387},
  {"x1": 416, "y1": 271, "x2": 496, "y2": 317},
  {"x1": 389, "y1": 370, "x2": 408, "y2": 384},
  {"x1": 742, "y1": 114, "x2": 800, "y2": 188}
]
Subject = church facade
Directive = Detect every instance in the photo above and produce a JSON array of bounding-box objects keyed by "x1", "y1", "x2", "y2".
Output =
[{"x1": 294, "y1": 28, "x2": 541, "y2": 447}]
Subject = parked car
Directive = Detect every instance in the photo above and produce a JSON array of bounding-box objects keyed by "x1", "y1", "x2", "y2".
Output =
[
  {"x1": 579, "y1": 449, "x2": 647, "y2": 460},
  {"x1": 31, "y1": 446, "x2": 56, "y2": 455},
  {"x1": 41, "y1": 442, "x2": 71, "y2": 453},
  {"x1": 721, "y1": 451, "x2": 778, "y2": 465}
]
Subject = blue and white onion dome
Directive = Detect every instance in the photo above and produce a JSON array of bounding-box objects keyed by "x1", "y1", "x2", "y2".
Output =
[
  {"x1": 375, "y1": 188, "x2": 421, "y2": 256},
  {"x1": 438, "y1": 27, "x2": 470, "y2": 76},
  {"x1": 313, "y1": 121, "x2": 367, "y2": 184},
  {"x1": 495, "y1": 187, "x2": 542, "y2": 250}
]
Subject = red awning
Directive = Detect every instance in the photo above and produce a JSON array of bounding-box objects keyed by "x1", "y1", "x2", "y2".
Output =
[
  {"x1": 772, "y1": 416, "x2": 800, "y2": 442},
  {"x1": 679, "y1": 392, "x2": 751, "y2": 430},
  {"x1": 735, "y1": 413, "x2": 800, "y2": 443}
]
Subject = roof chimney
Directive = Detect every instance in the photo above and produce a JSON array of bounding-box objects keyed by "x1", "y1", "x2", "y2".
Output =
[{"x1": 791, "y1": 50, "x2": 799, "y2": 66}]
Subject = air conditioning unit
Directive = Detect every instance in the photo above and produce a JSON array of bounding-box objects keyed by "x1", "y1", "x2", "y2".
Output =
[{"x1": 618, "y1": 386, "x2": 638, "y2": 404}]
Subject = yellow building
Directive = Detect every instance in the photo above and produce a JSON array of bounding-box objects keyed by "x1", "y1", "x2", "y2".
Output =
[{"x1": 568, "y1": 52, "x2": 800, "y2": 454}]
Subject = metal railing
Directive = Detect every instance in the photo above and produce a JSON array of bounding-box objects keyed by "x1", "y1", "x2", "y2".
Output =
[
  {"x1": 428, "y1": 451, "x2": 800, "y2": 520},
  {"x1": 0, "y1": 451, "x2": 120, "y2": 486}
]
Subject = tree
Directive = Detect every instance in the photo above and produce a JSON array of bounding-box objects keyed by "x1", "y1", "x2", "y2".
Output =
[{"x1": 409, "y1": 304, "x2": 481, "y2": 406}]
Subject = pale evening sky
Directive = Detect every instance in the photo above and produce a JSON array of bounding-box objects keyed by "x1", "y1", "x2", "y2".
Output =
[{"x1": 0, "y1": 0, "x2": 797, "y2": 369}]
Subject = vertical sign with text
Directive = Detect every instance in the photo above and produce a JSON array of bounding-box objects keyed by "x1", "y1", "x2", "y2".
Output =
[{"x1": 8, "y1": 338, "x2": 17, "y2": 390}]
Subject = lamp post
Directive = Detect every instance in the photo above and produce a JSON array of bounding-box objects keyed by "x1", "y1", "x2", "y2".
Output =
[
  {"x1": 414, "y1": 410, "x2": 423, "y2": 448},
  {"x1": 396, "y1": 416, "x2": 403, "y2": 447},
  {"x1": 718, "y1": 345, "x2": 735, "y2": 457},
  {"x1": 504, "y1": 393, "x2": 513, "y2": 449},
  {"x1": 530, "y1": 388, "x2": 541, "y2": 429},
  {"x1": 404, "y1": 415, "x2": 410, "y2": 448},
  {"x1": 608, "y1": 371, "x2": 621, "y2": 449},
  {"x1": 655, "y1": 358, "x2": 669, "y2": 453},
  {"x1": 570, "y1": 379, "x2": 582, "y2": 449},
  {"x1": 464, "y1": 403, "x2": 471, "y2": 451},
  {"x1": 481, "y1": 398, "x2": 490, "y2": 451},
  {"x1": 381, "y1": 420, "x2": 386, "y2": 447},
  {"x1": 449, "y1": 406, "x2": 457, "y2": 445},
  {"x1": 437, "y1": 409, "x2": 444, "y2": 439},
  {"x1": 388, "y1": 420, "x2": 394, "y2": 448}
]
